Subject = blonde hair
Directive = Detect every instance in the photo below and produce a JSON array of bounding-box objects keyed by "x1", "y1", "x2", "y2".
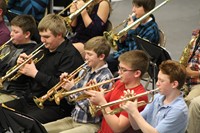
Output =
[
  {"x1": 84, "y1": 36, "x2": 111, "y2": 59},
  {"x1": 38, "y1": 14, "x2": 67, "y2": 37}
]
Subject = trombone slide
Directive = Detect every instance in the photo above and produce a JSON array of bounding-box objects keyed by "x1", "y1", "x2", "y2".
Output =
[{"x1": 117, "y1": 0, "x2": 170, "y2": 39}]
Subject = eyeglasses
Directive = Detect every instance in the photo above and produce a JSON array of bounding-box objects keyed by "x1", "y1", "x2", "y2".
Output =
[{"x1": 118, "y1": 66, "x2": 135, "y2": 73}]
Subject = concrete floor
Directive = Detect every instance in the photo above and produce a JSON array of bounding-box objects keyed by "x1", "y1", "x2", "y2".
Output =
[{"x1": 110, "y1": 0, "x2": 200, "y2": 61}]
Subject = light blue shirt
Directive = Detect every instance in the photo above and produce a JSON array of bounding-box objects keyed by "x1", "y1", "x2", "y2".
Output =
[{"x1": 141, "y1": 93, "x2": 188, "y2": 133}]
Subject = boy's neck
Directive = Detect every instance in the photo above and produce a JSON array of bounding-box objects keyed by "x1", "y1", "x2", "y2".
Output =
[
  {"x1": 141, "y1": 16, "x2": 151, "y2": 24},
  {"x1": 20, "y1": 39, "x2": 33, "y2": 44},
  {"x1": 91, "y1": 61, "x2": 105, "y2": 72},
  {"x1": 163, "y1": 89, "x2": 181, "y2": 105},
  {"x1": 124, "y1": 79, "x2": 141, "y2": 89}
]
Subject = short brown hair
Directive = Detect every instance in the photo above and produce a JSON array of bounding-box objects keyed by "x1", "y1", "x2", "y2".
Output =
[
  {"x1": 132, "y1": 0, "x2": 155, "y2": 12},
  {"x1": 159, "y1": 60, "x2": 186, "y2": 90},
  {"x1": 84, "y1": 36, "x2": 111, "y2": 60},
  {"x1": 118, "y1": 50, "x2": 149, "y2": 77},
  {"x1": 11, "y1": 15, "x2": 37, "y2": 38},
  {"x1": 38, "y1": 14, "x2": 67, "y2": 37}
]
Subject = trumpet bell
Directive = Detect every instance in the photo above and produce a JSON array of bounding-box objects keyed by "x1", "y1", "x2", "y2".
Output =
[{"x1": 0, "y1": 44, "x2": 11, "y2": 60}]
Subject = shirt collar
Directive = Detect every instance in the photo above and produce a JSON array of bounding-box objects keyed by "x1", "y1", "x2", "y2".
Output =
[
  {"x1": 88, "y1": 63, "x2": 108, "y2": 74},
  {"x1": 157, "y1": 92, "x2": 184, "y2": 108}
]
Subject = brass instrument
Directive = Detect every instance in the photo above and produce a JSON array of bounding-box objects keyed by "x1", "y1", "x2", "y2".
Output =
[
  {"x1": 90, "y1": 88, "x2": 159, "y2": 115},
  {"x1": 5, "y1": 0, "x2": 8, "y2": 4},
  {"x1": 179, "y1": 34, "x2": 199, "y2": 67},
  {"x1": 63, "y1": 0, "x2": 94, "y2": 33},
  {"x1": 33, "y1": 62, "x2": 88, "y2": 109},
  {"x1": 0, "y1": 43, "x2": 45, "y2": 89},
  {"x1": 109, "y1": 13, "x2": 135, "y2": 36},
  {"x1": 54, "y1": 76, "x2": 120, "y2": 105},
  {"x1": 104, "y1": 0, "x2": 170, "y2": 50},
  {"x1": 57, "y1": 0, "x2": 78, "y2": 15},
  {"x1": 0, "y1": 38, "x2": 13, "y2": 60}
]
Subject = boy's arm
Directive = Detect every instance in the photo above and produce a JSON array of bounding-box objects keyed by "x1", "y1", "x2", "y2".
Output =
[
  {"x1": 122, "y1": 100, "x2": 158, "y2": 133},
  {"x1": 85, "y1": 89, "x2": 130, "y2": 132}
]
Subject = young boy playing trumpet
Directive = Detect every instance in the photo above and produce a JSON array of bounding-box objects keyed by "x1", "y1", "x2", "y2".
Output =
[
  {"x1": 85, "y1": 50, "x2": 149, "y2": 133},
  {"x1": 0, "y1": 15, "x2": 38, "y2": 103},
  {"x1": 121, "y1": 60, "x2": 188, "y2": 133},
  {"x1": 44, "y1": 36, "x2": 113, "y2": 133}
]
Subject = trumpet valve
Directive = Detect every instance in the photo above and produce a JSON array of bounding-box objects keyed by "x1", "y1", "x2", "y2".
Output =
[
  {"x1": 33, "y1": 96, "x2": 44, "y2": 109},
  {"x1": 54, "y1": 93, "x2": 62, "y2": 105}
]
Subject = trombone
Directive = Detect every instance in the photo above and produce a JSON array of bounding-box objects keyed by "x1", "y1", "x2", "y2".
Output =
[
  {"x1": 0, "y1": 43, "x2": 45, "y2": 89},
  {"x1": 91, "y1": 88, "x2": 159, "y2": 115},
  {"x1": 54, "y1": 76, "x2": 120, "y2": 105},
  {"x1": 0, "y1": 38, "x2": 13, "y2": 60},
  {"x1": 33, "y1": 62, "x2": 88, "y2": 109},
  {"x1": 57, "y1": 0, "x2": 78, "y2": 15},
  {"x1": 104, "y1": 0, "x2": 170, "y2": 49},
  {"x1": 63, "y1": 0, "x2": 94, "y2": 33}
]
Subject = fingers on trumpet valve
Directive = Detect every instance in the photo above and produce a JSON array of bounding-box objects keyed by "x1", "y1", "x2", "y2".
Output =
[{"x1": 60, "y1": 72, "x2": 75, "y2": 91}]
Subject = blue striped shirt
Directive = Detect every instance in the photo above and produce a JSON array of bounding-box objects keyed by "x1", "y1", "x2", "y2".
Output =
[
  {"x1": 113, "y1": 15, "x2": 159, "y2": 58},
  {"x1": 70, "y1": 63, "x2": 113, "y2": 124}
]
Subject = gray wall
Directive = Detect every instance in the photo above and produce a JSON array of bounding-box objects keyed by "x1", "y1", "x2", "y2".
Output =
[{"x1": 110, "y1": 0, "x2": 200, "y2": 60}]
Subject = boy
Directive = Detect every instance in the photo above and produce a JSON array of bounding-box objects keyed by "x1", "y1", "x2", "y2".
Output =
[
  {"x1": 44, "y1": 36, "x2": 113, "y2": 133},
  {"x1": 107, "y1": 0, "x2": 159, "y2": 73},
  {"x1": 4, "y1": 14, "x2": 84, "y2": 124},
  {"x1": 0, "y1": 15, "x2": 37, "y2": 103},
  {"x1": 85, "y1": 50, "x2": 149, "y2": 133},
  {"x1": 121, "y1": 60, "x2": 188, "y2": 133},
  {"x1": 0, "y1": 0, "x2": 10, "y2": 45}
]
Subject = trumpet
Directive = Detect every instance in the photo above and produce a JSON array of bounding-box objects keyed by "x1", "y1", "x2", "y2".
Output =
[
  {"x1": 0, "y1": 43, "x2": 45, "y2": 89},
  {"x1": 91, "y1": 88, "x2": 159, "y2": 115},
  {"x1": 104, "y1": 0, "x2": 170, "y2": 50},
  {"x1": 54, "y1": 76, "x2": 120, "y2": 105},
  {"x1": 33, "y1": 62, "x2": 88, "y2": 109},
  {"x1": 0, "y1": 38, "x2": 13, "y2": 60},
  {"x1": 64, "y1": 0, "x2": 94, "y2": 33}
]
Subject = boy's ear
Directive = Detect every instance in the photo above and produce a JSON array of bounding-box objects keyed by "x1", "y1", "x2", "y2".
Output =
[
  {"x1": 99, "y1": 54, "x2": 105, "y2": 60},
  {"x1": 134, "y1": 70, "x2": 141, "y2": 78},
  {"x1": 25, "y1": 31, "x2": 31, "y2": 39},
  {"x1": 172, "y1": 80, "x2": 179, "y2": 89}
]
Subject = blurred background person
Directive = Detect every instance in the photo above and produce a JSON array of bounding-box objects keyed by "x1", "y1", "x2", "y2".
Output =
[
  {"x1": 0, "y1": 0, "x2": 10, "y2": 45},
  {"x1": 69, "y1": 0, "x2": 111, "y2": 58}
]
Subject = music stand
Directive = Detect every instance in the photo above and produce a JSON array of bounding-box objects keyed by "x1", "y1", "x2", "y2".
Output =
[
  {"x1": 0, "y1": 106, "x2": 47, "y2": 133},
  {"x1": 134, "y1": 36, "x2": 171, "y2": 89}
]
